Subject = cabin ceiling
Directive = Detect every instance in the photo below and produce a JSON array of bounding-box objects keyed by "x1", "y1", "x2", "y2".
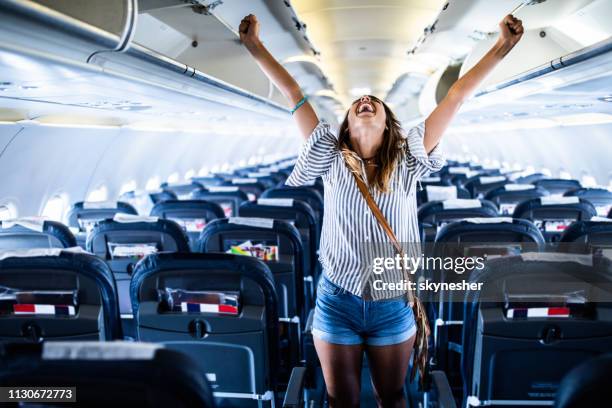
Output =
[{"x1": 291, "y1": 0, "x2": 446, "y2": 105}]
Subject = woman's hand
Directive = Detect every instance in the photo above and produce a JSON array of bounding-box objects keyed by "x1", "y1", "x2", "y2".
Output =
[
  {"x1": 239, "y1": 14, "x2": 261, "y2": 50},
  {"x1": 496, "y1": 14, "x2": 524, "y2": 55},
  {"x1": 237, "y1": 14, "x2": 319, "y2": 139},
  {"x1": 422, "y1": 14, "x2": 524, "y2": 152}
]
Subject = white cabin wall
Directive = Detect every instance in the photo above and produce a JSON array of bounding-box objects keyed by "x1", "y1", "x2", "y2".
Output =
[
  {"x1": 0, "y1": 123, "x2": 300, "y2": 219},
  {"x1": 444, "y1": 123, "x2": 612, "y2": 185}
]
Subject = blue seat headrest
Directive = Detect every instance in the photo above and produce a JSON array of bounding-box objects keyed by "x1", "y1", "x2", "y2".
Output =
[{"x1": 0, "y1": 219, "x2": 76, "y2": 249}]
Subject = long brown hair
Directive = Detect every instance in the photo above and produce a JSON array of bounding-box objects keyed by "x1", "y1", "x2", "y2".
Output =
[{"x1": 338, "y1": 95, "x2": 404, "y2": 193}]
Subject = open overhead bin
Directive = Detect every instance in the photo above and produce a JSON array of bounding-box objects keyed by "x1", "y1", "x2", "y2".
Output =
[{"x1": 0, "y1": 0, "x2": 299, "y2": 131}]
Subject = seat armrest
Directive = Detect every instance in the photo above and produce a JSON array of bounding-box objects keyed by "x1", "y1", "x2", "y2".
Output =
[
  {"x1": 305, "y1": 308, "x2": 315, "y2": 334},
  {"x1": 283, "y1": 366, "x2": 307, "y2": 408},
  {"x1": 430, "y1": 370, "x2": 457, "y2": 408}
]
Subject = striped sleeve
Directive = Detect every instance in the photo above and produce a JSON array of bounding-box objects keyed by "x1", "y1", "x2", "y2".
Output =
[
  {"x1": 404, "y1": 121, "x2": 445, "y2": 179},
  {"x1": 285, "y1": 121, "x2": 338, "y2": 186}
]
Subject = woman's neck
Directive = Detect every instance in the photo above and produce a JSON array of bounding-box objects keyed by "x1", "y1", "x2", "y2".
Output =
[{"x1": 349, "y1": 128, "x2": 382, "y2": 159}]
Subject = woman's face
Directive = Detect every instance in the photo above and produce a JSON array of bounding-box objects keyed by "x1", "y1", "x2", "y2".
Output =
[{"x1": 347, "y1": 95, "x2": 387, "y2": 137}]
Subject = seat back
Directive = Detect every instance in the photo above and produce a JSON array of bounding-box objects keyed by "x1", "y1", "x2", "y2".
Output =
[
  {"x1": 513, "y1": 197, "x2": 597, "y2": 242},
  {"x1": 0, "y1": 218, "x2": 76, "y2": 250},
  {"x1": 198, "y1": 218, "x2": 304, "y2": 322},
  {"x1": 560, "y1": 219, "x2": 612, "y2": 252},
  {"x1": 160, "y1": 181, "x2": 204, "y2": 199},
  {"x1": 417, "y1": 184, "x2": 470, "y2": 206},
  {"x1": 224, "y1": 178, "x2": 266, "y2": 201},
  {"x1": 443, "y1": 166, "x2": 475, "y2": 186},
  {"x1": 463, "y1": 175, "x2": 509, "y2": 198},
  {"x1": 564, "y1": 187, "x2": 612, "y2": 216},
  {"x1": 514, "y1": 172, "x2": 546, "y2": 184},
  {"x1": 431, "y1": 218, "x2": 545, "y2": 374},
  {"x1": 418, "y1": 199, "x2": 499, "y2": 241},
  {"x1": 191, "y1": 175, "x2": 226, "y2": 187},
  {"x1": 150, "y1": 200, "x2": 225, "y2": 251},
  {"x1": 435, "y1": 217, "x2": 545, "y2": 246},
  {"x1": 554, "y1": 353, "x2": 612, "y2": 408},
  {"x1": 462, "y1": 254, "x2": 612, "y2": 407},
  {"x1": 534, "y1": 178, "x2": 582, "y2": 196},
  {"x1": 66, "y1": 201, "x2": 138, "y2": 247},
  {"x1": 262, "y1": 187, "x2": 325, "y2": 232},
  {"x1": 236, "y1": 172, "x2": 282, "y2": 189},
  {"x1": 239, "y1": 199, "x2": 319, "y2": 307},
  {"x1": 0, "y1": 249, "x2": 120, "y2": 341},
  {"x1": 149, "y1": 189, "x2": 178, "y2": 204},
  {"x1": 419, "y1": 175, "x2": 450, "y2": 187},
  {"x1": 191, "y1": 186, "x2": 249, "y2": 217},
  {"x1": 86, "y1": 215, "x2": 189, "y2": 324},
  {"x1": 131, "y1": 253, "x2": 278, "y2": 406},
  {"x1": 0, "y1": 342, "x2": 215, "y2": 407},
  {"x1": 485, "y1": 184, "x2": 548, "y2": 215}
]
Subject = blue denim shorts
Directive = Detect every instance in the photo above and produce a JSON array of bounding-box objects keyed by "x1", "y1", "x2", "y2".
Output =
[{"x1": 312, "y1": 275, "x2": 417, "y2": 346}]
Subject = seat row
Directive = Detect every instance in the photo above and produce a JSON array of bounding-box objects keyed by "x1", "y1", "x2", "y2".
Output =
[{"x1": 1, "y1": 157, "x2": 611, "y2": 407}]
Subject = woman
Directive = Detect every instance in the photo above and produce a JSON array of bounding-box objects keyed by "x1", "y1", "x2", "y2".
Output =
[{"x1": 240, "y1": 13, "x2": 523, "y2": 407}]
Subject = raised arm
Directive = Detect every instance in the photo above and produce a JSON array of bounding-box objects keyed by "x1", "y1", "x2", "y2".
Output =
[
  {"x1": 423, "y1": 14, "x2": 524, "y2": 153},
  {"x1": 239, "y1": 14, "x2": 319, "y2": 140}
]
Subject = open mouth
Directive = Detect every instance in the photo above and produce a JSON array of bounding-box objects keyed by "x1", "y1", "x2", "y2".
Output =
[{"x1": 356, "y1": 101, "x2": 375, "y2": 116}]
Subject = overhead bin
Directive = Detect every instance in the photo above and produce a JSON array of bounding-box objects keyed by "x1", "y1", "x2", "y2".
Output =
[
  {"x1": 414, "y1": 0, "x2": 612, "y2": 120},
  {"x1": 0, "y1": 0, "x2": 291, "y2": 124}
]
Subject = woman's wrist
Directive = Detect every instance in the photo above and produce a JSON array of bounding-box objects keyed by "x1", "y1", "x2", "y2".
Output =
[
  {"x1": 244, "y1": 39, "x2": 265, "y2": 56},
  {"x1": 493, "y1": 38, "x2": 514, "y2": 58}
]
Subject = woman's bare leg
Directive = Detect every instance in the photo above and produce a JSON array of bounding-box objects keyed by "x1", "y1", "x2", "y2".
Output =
[
  {"x1": 366, "y1": 336, "x2": 415, "y2": 408},
  {"x1": 314, "y1": 337, "x2": 364, "y2": 407}
]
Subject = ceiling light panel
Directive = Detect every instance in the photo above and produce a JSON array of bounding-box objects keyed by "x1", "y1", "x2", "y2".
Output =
[{"x1": 291, "y1": 0, "x2": 446, "y2": 106}]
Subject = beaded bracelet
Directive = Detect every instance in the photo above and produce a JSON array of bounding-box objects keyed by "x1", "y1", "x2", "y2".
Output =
[{"x1": 291, "y1": 96, "x2": 308, "y2": 115}]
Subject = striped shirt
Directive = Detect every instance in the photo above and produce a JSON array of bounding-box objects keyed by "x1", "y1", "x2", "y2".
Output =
[{"x1": 286, "y1": 121, "x2": 445, "y2": 300}]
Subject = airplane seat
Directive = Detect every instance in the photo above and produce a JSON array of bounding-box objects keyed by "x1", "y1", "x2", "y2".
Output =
[
  {"x1": 66, "y1": 201, "x2": 138, "y2": 248},
  {"x1": 443, "y1": 167, "x2": 474, "y2": 186},
  {"x1": 131, "y1": 252, "x2": 280, "y2": 407},
  {"x1": 459, "y1": 253, "x2": 612, "y2": 408},
  {"x1": 0, "y1": 341, "x2": 215, "y2": 407},
  {"x1": 0, "y1": 248, "x2": 121, "y2": 342},
  {"x1": 554, "y1": 353, "x2": 612, "y2": 408},
  {"x1": 86, "y1": 215, "x2": 190, "y2": 338},
  {"x1": 198, "y1": 218, "x2": 305, "y2": 324},
  {"x1": 435, "y1": 217, "x2": 546, "y2": 244},
  {"x1": 514, "y1": 172, "x2": 547, "y2": 184},
  {"x1": 417, "y1": 199, "x2": 499, "y2": 242},
  {"x1": 150, "y1": 200, "x2": 225, "y2": 251},
  {"x1": 429, "y1": 218, "x2": 545, "y2": 380},
  {"x1": 419, "y1": 175, "x2": 452, "y2": 187},
  {"x1": 0, "y1": 217, "x2": 77, "y2": 250},
  {"x1": 445, "y1": 167, "x2": 478, "y2": 186},
  {"x1": 564, "y1": 187, "x2": 612, "y2": 216},
  {"x1": 150, "y1": 189, "x2": 178, "y2": 204},
  {"x1": 485, "y1": 184, "x2": 549, "y2": 215},
  {"x1": 191, "y1": 175, "x2": 226, "y2": 187},
  {"x1": 463, "y1": 175, "x2": 509, "y2": 199},
  {"x1": 223, "y1": 178, "x2": 266, "y2": 201},
  {"x1": 160, "y1": 181, "x2": 204, "y2": 199},
  {"x1": 513, "y1": 197, "x2": 597, "y2": 242},
  {"x1": 197, "y1": 218, "x2": 306, "y2": 382},
  {"x1": 534, "y1": 179, "x2": 582, "y2": 196},
  {"x1": 191, "y1": 186, "x2": 249, "y2": 218},
  {"x1": 417, "y1": 184, "x2": 471, "y2": 206},
  {"x1": 237, "y1": 173, "x2": 281, "y2": 189},
  {"x1": 261, "y1": 186, "x2": 325, "y2": 234},
  {"x1": 559, "y1": 219, "x2": 612, "y2": 253},
  {"x1": 238, "y1": 198, "x2": 319, "y2": 308}
]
